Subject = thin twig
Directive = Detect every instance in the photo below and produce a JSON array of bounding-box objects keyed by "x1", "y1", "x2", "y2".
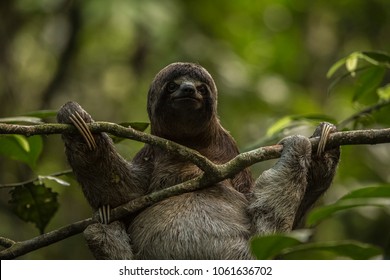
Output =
[
  {"x1": 337, "y1": 100, "x2": 390, "y2": 129},
  {"x1": 0, "y1": 170, "x2": 72, "y2": 189}
]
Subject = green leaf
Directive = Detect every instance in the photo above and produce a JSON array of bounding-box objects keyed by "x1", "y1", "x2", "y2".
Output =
[
  {"x1": 326, "y1": 51, "x2": 390, "y2": 79},
  {"x1": 281, "y1": 241, "x2": 382, "y2": 260},
  {"x1": 0, "y1": 135, "x2": 43, "y2": 169},
  {"x1": 327, "y1": 66, "x2": 368, "y2": 94},
  {"x1": 252, "y1": 234, "x2": 382, "y2": 260},
  {"x1": 327, "y1": 52, "x2": 388, "y2": 101},
  {"x1": 244, "y1": 114, "x2": 337, "y2": 151},
  {"x1": 340, "y1": 184, "x2": 390, "y2": 200},
  {"x1": 9, "y1": 183, "x2": 59, "y2": 234},
  {"x1": 251, "y1": 235, "x2": 302, "y2": 259},
  {"x1": 265, "y1": 114, "x2": 336, "y2": 138},
  {"x1": 0, "y1": 110, "x2": 56, "y2": 124},
  {"x1": 265, "y1": 116, "x2": 292, "y2": 137},
  {"x1": 346, "y1": 53, "x2": 359, "y2": 76},
  {"x1": 306, "y1": 200, "x2": 388, "y2": 227},
  {"x1": 353, "y1": 67, "x2": 386, "y2": 102},
  {"x1": 307, "y1": 203, "x2": 365, "y2": 227},
  {"x1": 377, "y1": 84, "x2": 390, "y2": 101},
  {"x1": 360, "y1": 51, "x2": 390, "y2": 68},
  {"x1": 13, "y1": 134, "x2": 30, "y2": 152},
  {"x1": 327, "y1": 56, "x2": 348, "y2": 78},
  {"x1": 0, "y1": 116, "x2": 43, "y2": 124}
]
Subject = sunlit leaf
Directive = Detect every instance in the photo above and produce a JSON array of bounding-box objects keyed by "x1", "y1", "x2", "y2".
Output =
[
  {"x1": 327, "y1": 51, "x2": 390, "y2": 79},
  {"x1": 243, "y1": 114, "x2": 338, "y2": 151},
  {"x1": 265, "y1": 116, "x2": 292, "y2": 137},
  {"x1": 346, "y1": 53, "x2": 359, "y2": 77},
  {"x1": 251, "y1": 235, "x2": 302, "y2": 260},
  {"x1": 265, "y1": 115, "x2": 336, "y2": 138},
  {"x1": 327, "y1": 56, "x2": 348, "y2": 78},
  {"x1": 13, "y1": 134, "x2": 30, "y2": 152},
  {"x1": 9, "y1": 182, "x2": 59, "y2": 234},
  {"x1": 377, "y1": 84, "x2": 390, "y2": 101},
  {"x1": 0, "y1": 135, "x2": 43, "y2": 169},
  {"x1": 38, "y1": 175, "x2": 71, "y2": 187}
]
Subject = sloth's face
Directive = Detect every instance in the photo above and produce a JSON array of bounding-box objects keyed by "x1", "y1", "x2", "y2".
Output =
[
  {"x1": 163, "y1": 76, "x2": 210, "y2": 111},
  {"x1": 147, "y1": 63, "x2": 218, "y2": 141}
]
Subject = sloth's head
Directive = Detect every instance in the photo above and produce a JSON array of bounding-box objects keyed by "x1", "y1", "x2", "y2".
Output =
[{"x1": 147, "y1": 62, "x2": 219, "y2": 142}]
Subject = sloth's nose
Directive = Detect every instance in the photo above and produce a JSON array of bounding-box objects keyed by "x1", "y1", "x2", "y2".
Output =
[{"x1": 180, "y1": 83, "x2": 196, "y2": 95}]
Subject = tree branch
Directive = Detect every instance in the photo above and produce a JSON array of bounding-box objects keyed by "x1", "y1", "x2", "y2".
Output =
[
  {"x1": 0, "y1": 176, "x2": 206, "y2": 259},
  {"x1": 0, "y1": 122, "x2": 389, "y2": 259},
  {"x1": 0, "y1": 122, "x2": 218, "y2": 174},
  {"x1": 1, "y1": 122, "x2": 389, "y2": 171},
  {"x1": 0, "y1": 219, "x2": 93, "y2": 259}
]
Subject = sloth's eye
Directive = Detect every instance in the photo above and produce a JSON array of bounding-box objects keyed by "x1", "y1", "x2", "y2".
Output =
[
  {"x1": 166, "y1": 82, "x2": 178, "y2": 93},
  {"x1": 197, "y1": 85, "x2": 208, "y2": 95}
]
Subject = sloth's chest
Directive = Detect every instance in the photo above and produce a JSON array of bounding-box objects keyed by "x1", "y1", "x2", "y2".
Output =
[
  {"x1": 148, "y1": 159, "x2": 202, "y2": 192},
  {"x1": 128, "y1": 187, "x2": 251, "y2": 259}
]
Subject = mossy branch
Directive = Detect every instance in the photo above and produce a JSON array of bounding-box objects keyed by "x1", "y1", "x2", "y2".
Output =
[
  {"x1": 0, "y1": 122, "x2": 390, "y2": 259},
  {"x1": 1, "y1": 122, "x2": 390, "y2": 170}
]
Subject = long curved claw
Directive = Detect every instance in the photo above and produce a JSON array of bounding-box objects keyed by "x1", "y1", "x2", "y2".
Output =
[
  {"x1": 98, "y1": 205, "x2": 111, "y2": 224},
  {"x1": 69, "y1": 111, "x2": 97, "y2": 151},
  {"x1": 317, "y1": 123, "x2": 334, "y2": 156}
]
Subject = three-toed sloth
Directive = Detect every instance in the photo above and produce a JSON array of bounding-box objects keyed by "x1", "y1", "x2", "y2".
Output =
[{"x1": 57, "y1": 62, "x2": 340, "y2": 259}]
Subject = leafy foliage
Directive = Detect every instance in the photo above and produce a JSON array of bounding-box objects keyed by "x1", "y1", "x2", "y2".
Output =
[
  {"x1": 327, "y1": 51, "x2": 390, "y2": 78},
  {"x1": 0, "y1": 110, "x2": 149, "y2": 235},
  {"x1": 251, "y1": 235, "x2": 382, "y2": 260},
  {"x1": 307, "y1": 184, "x2": 390, "y2": 227},
  {"x1": 328, "y1": 51, "x2": 390, "y2": 103},
  {"x1": 9, "y1": 183, "x2": 59, "y2": 234},
  {"x1": 249, "y1": 52, "x2": 390, "y2": 260},
  {"x1": 251, "y1": 235, "x2": 301, "y2": 260},
  {"x1": 0, "y1": 135, "x2": 43, "y2": 169}
]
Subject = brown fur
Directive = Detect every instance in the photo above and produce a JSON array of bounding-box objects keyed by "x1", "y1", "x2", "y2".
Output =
[{"x1": 57, "y1": 62, "x2": 340, "y2": 259}]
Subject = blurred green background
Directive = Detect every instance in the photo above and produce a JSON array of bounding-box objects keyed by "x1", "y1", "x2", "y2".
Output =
[{"x1": 0, "y1": 0, "x2": 389, "y2": 259}]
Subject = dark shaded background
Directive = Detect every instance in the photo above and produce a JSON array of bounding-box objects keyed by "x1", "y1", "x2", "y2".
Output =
[{"x1": 0, "y1": 0, "x2": 389, "y2": 259}]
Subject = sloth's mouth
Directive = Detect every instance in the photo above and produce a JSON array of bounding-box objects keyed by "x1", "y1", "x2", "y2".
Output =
[
  {"x1": 173, "y1": 96, "x2": 202, "y2": 103},
  {"x1": 171, "y1": 96, "x2": 203, "y2": 110},
  {"x1": 174, "y1": 96, "x2": 199, "y2": 101}
]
